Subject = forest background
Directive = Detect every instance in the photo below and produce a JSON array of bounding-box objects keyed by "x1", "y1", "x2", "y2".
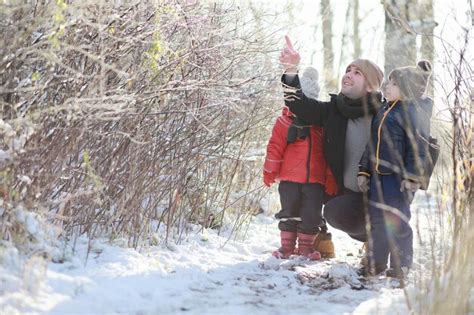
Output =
[{"x1": 0, "y1": 0, "x2": 472, "y2": 313}]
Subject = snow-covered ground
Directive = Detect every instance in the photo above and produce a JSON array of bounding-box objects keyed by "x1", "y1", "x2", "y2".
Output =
[{"x1": 0, "y1": 192, "x2": 457, "y2": 314}]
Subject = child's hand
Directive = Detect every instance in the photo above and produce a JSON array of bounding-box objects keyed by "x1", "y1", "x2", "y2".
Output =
[
  {"x1": 400, "y1": 179, "x2": 421, "y2": 192},
  {"x1": 263, "y1": 171, "x2": 277, "y2": 187},
  {"x1": 279, "y1": 36, "x2": 300, "y2": 73},
  {"x1": 357, "y1": 175, "x2": 370, "y2": 193}
]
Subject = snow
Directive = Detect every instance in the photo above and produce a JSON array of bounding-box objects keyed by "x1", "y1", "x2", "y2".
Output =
[
  {"x1": 0, "y1": 192, "x2": 471, "y2": 315},
  {"x1": 0, "y1": 218, "x2": 369, "y2": 315}
]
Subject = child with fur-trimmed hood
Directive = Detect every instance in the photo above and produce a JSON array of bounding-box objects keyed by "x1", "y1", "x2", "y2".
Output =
[{"x1": 357, "y1": 60, "x2": 433, "y2": 278}]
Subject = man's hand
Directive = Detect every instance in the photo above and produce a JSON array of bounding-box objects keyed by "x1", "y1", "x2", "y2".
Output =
[
  {"x1": 279, "y1": 35, "x2": 300, "y2": 73},
  {"x1": 263, "y1": 171, "x2": 277, "y2": 187},
  {"x1": 400, "y1": 179, "x2": 421, "y2": 193},
  {"x1": 357, "y1": 175, "x2": 370, "y2": 193}
]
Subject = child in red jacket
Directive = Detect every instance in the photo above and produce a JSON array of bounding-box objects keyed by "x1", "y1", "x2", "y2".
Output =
[{"x1": 264, "y1": 67, "x2": 338, "y2": 260}]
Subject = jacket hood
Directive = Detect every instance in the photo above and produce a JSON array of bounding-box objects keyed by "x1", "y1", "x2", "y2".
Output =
[
  {"x1": 282, "y1": 106, "x2": 294, "y2": 117},
  {"x1": 415, "y1": 96, "x2": 433, "y2": 118},
  {"x1": 401, "y1": 96, "x2": 433, "y2": 119},
  {"x1": 389, "y1": 60, "x2": 432, "y2": 99}
]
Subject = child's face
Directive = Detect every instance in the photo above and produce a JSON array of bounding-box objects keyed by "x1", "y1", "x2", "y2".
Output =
[
  {"x1": 341, "y1": 66, "x2": 369, "y2": 99},
  {"x1": 384, "y1": 79, "x2": 401, "y2": 102}
]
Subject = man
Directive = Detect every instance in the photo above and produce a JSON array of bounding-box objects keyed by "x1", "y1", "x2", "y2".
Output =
[{"x1": 279, "y1": 36, "x2": 383, "y2": 245}]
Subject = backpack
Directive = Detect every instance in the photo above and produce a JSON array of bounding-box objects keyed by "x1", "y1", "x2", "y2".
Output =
[
  {"x1": 404, "y1": 99, "x2": 440, "y2": 190},
  {"x1": 418, "y1": 133, "x2": 440, "y2": 190}
]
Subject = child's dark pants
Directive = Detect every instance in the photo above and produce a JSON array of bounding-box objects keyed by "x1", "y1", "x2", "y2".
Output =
[
  {"x1": 369, "y1": 174, "x2": 414, "y2": 270},
  {"x1": 276, "y1": 181, "x2": 324, "y2": 235}
]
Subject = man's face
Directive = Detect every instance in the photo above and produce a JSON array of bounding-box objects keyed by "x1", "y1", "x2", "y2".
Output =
[{"x1": 341, "y1": 65, "x2": 370, "y2": 99}]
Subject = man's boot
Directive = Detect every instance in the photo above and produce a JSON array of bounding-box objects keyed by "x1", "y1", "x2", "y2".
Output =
[
  {"x1": 296, "y1": 233, "x2": 321, "y2": 260},
  {"x1": 386, "y1": 266, "x2": 409, "y2": 279},
  {"x1": 360, "y1": 241, "x2": 369, "y2": 267},
  {"x1": 313, "y1": 230, "x2": 335, "y2": 258},
  {"x1": 272, "y1": 231, "x2": 297, "y2": 259}
]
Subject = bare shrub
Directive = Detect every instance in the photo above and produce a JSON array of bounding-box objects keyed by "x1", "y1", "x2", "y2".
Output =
[
  {"x1": 423, "y1": 28, "x2": 473, "y2": 315},
  {"x1": 1, "y1": 0, "x2": 281, "y2": 250}
]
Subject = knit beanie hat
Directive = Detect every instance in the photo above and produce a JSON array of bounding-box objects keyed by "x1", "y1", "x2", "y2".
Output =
[
  {"x1": 347, "y1": 59, "x2": 384, "y2": 92},
  {"x1": 300, "y1": 66, "x2": 320, "y2": 100},
  {"x1": 389, "y1": 60, "x2": 432, "y2": 99}
]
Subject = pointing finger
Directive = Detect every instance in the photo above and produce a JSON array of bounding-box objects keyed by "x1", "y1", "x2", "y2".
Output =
[{"x1": 285, "y1": 35, "x2": 295, "y2": 52}]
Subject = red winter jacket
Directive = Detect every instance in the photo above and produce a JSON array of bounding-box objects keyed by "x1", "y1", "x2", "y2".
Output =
[{"x1": 264, "y1": 107, "x2": 338, "y2": 195}]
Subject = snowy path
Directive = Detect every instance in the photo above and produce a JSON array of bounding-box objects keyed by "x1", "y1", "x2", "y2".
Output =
[{"x1": 1, "y1": 211, "x2": 419, "y2": 315}]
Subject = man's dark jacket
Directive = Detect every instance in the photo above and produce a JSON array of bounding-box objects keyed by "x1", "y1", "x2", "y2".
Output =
[{"x1": 282, "y1": 74, "x2": 381, "y2": 193}]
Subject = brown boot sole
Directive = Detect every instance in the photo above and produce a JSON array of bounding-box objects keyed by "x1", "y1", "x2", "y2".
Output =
[
  {"x1": 314, "y1": 240, "x2": 335, "y2": 259},
  {"x1": 320, "y1": 252, "x2": 336, "y2": 259}
]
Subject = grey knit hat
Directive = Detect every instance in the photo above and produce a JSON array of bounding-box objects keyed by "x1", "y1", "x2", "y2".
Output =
[
  {"x1": 389, "y1": 60, "x2": 432, "y2": 99},
  {"x1": 348, "y1": 59, "x2": 384, "y2": 91},
  {"x1": 300, "y1": 66, "x2": 320, "y2": 100}
]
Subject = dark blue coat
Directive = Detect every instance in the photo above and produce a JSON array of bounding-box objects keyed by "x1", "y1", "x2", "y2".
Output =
[{"x1": 358, "y1": 97, "x2": 433, "y2": 181}]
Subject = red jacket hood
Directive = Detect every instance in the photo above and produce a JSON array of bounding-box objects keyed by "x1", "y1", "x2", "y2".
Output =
[{"x1": 282, "y1": 106, "x2": 294, "y2": 117}]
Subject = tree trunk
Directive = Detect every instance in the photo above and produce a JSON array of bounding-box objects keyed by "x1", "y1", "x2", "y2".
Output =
[
  {"x1": 383, "y1": 0, "x2": 418, "y2": 75},
  {"x1": 353, "y1": 0, "x2": 361, "y2": 59},
  {"x1": 310, "y1": 22, "x2": 319, "y2": 65},
  {"x1": 469, "y1": 86, "x2": 474, "y2": 230},
  {"x1": 419, "y1": 0, "x2": 436, "y2": 96},
  {"x1": 321, "y1": 0, "x2": 337, "y2": 92}
]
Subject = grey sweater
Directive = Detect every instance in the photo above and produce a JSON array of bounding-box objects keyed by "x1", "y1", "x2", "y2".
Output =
[{"x1": 343, "y1": 116, "x2": 373, "y2": 192}]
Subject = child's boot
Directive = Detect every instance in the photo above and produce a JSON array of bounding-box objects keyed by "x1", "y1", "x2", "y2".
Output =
[
  {"x1": 297, "y1": 233, "x2": 321, "y2": 260},
  {"x1": 313, "y1": 230, "x2": 335, "y2": 258},
  {"x1": 357, "y1": 261, "x2": 387, "y2": 277},
  {"x1": 272, "y1": 231, "x2": 297, "y2": 259}
]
